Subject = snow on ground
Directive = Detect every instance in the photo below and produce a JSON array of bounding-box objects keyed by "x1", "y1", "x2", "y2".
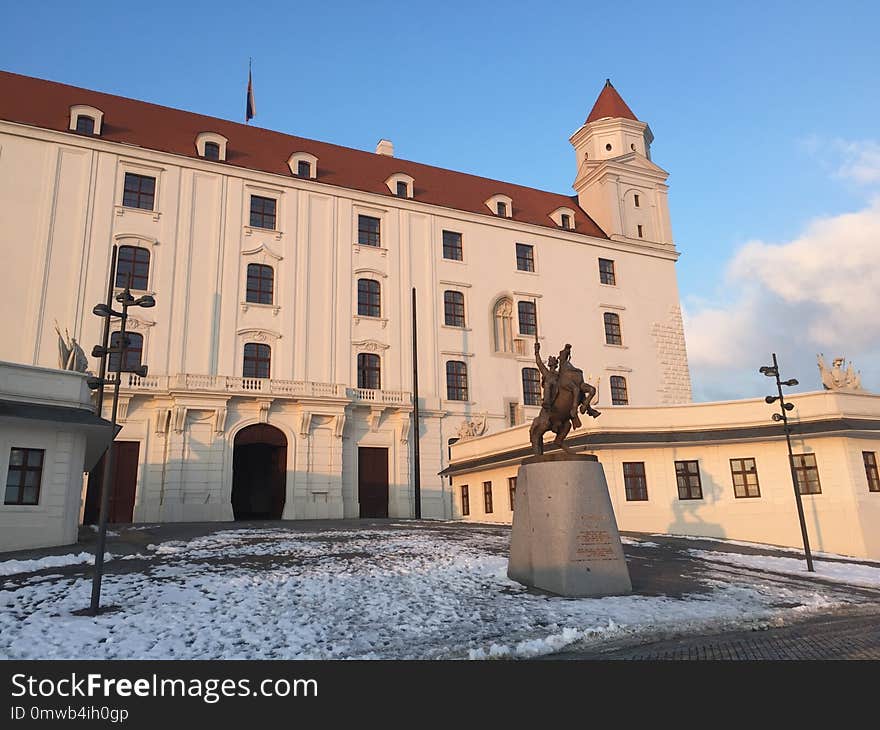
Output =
[
  {"x1": 0, "y1": 552, "x2": 113, "y2": 577},
  {"x1": 688, "y1": 550, "x2": 880, "y2": 589},
  {"x1": 657, "y1": 533, "x2": 880, "y2": 563},
  {"x1": 0, "y1": 526, "x2": 866, "y2": 660}
]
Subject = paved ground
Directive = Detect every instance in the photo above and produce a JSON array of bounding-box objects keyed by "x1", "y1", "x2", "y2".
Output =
[{"x1": 4, "y1": 520, "x2": 880, "y2": 659}]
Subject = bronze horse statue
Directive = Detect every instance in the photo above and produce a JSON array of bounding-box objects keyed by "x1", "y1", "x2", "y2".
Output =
[{"x1": 529, "y1": 342, "x2": 600, "y2": 455}]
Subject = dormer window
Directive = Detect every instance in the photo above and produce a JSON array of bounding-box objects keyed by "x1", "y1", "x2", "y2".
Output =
[
  {"x1": 385, "y1": 173, "x2": 414, "y2": 199},
  {"x1": 75, "y1": 116, "x2": 95, "y2": 135},
  {"x1": 195, "y1": 132, "x2": 228, "y2": 161},
  {"x1": 287, "y1": 152, "x2": 318, "y2": 180},
  {"x1": 550, "y1": 206, "x2": 577, "y2": 230},
  {"x1": 68, "y1": 105, "x2": 104, "y2": 136},
  {"x1": 485, "y1": 194, "x2": 513, "y2": 218}
]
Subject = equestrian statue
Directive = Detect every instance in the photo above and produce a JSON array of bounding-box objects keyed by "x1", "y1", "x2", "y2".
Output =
[{"x1": 529, "y1": 341, "x2": 600, "y2": 455}]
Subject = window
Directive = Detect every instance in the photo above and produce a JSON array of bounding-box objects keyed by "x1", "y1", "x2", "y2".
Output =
[
  {"x1": 864, "y1": 452, "x2": 880, "y2": 492},
  {"x1": 634, "y1": 194, "x2": 640, "y2": 208},
  {"x1": 792, "y1": 453, "x2": 821, "y2": 495},
  {"x1": 396, "y1": 181, "x2": 408, "y2": 198},
  {"x1": 610, "y1": 376, "x2": 628, "y2": 405},
  {"x1": 508, "y1": 401, "x2": 519, "y2": 427},
  {"x1": 357, "y1": 279, "x2": 381, "y2": 317},
  {"x1": 243, "y1": 343, "x2": 271, "y2": 379},
  {"x1": 115, "y1": 246, "x2": 150, "y2": 290},
  {"x1": 75, "y1": 115, "x2": 95, "y2": 134},
  {"x1": 496, "y1": 201, "x2": 507, "y2": 217},
  {"x1": 675, "y1": 460, "x2": 703, "y2": 500},
  {"x1": 109, "y1": 332, "x2": 143, "y2": 372},
  {"x1": 604, "y1": 312, "x2": 622, "y2": 345},
  {"x1": 461, "y1": 485, "x2": 470, "y2": 516},
  {"x1": 442, "y1": 230, "x2": 463, "y2": 261},
  {"x1": 508, "y1": 476, "x2": 517, "y2": 510},
  {"x1": 297, "y1": 160, "x2": 311, "y2": 177},
  {"x1": 517, "y1": 300, "x2": 536, "y2": 335},
  {"x1": 623, "y1": 462, "x2": 648, "y2": 501},
  {"x1": 446, "y1": 361, "x2": 468, "y2": 401},
  {"x1": 730, "y1": 458, "x2": 761, "y2": 498},
  {"x1": 249, "y1": 195, "x2": 276, "y2": 230},
  {"x1": 516, "y1": 243, "x2": 534, "y2": 272},
  {"x1": 560, "y1": 213, "x2": 572, "y2": 230},
  {"x1": 358, "y1": 215, "x2": 381, "y2": 247},
  {"x1": 357, "y1": 353, "x2": 381, "y2": 390},
  {"x1": 599, "y1": 258, "x2": 616, "y2": 285},
  {"x1": 203, "y1": 141, "x2": 220, "y2": 160},
  {"x1": 637, "y1": 225, "x2": 644, "y2": 238},
  {"x1": 483, "y1": 481, "x2": 493, "y2": 513},
  {"x1": 444, "y1": 290, "x2": 465, "y2": 327},
  {"x1": 246, "y1": 264, "x2": 274, "y2": 305},
  {"x1": 4, "y1": 448, "x2": 44, "y2": 506},
  {"x1": 522, "y1": 367, "x2": 541, "y2": 406},
  {"x1": 122, "y1": 173, "x2": 155, "y2": 211}
]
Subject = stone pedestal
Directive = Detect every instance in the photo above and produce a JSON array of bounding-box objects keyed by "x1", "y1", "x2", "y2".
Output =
[{"x1": 508, "y1": 453, "x2": 632, "y2": 597}]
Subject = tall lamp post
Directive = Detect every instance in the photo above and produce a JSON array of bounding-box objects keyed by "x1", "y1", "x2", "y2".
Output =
[
  {"x1": 759, "y1": 353, "x2": 814, "y2": 572},
  {"x1": 85, "y1": 285, "x2": 155, "y2": 615}
]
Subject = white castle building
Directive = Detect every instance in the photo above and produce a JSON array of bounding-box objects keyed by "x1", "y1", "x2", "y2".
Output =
[{"x1": 0, "y1": 71, "x2": 692, "y2": 525}]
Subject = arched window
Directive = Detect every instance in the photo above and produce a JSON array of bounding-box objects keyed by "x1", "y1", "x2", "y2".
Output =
[
  {"x1": 357, "y1": 353, "x2": 381, "y2": 389},
  {"x1": 109, "y1": 332, "x2": 143, "y2": 372},
  {"x1": 444, "y1": 291, "x2": 465, "y2": 327},
  {"x1": 517, "y1": 301, "x2": 536, "y2": 336},
  {"x1": 357, "y1": 279, "x2": 381, "y2": 317},
  {"x1": 446, "y1": 361, "x2": 468, "y2": 401},
  {"x1": 493, "y1": 297, "x2": 514, "y2": 353},
  {"x1": 604, "y1": 312, "x2": 622, "y2": 345},
  {"x1": 243, "y1": 343, "x2": 271, "y2": 379},
  {"x1": 203, "y1": 141, "x2": 221, "y2": 160},
  {"x1": 246, "y1": 264, "x2": 274, "y2": 305},
  {"x1": 610, "y1": 376, "x2": 629, "y2": 405},
  {"x1": 522, "y1": 367, "x2": 541, "y2": 406},
  {"x1": 116, "y1": 246, "x2": 151, "y2": 290}
]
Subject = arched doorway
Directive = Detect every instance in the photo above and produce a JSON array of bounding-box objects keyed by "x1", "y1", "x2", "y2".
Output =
[{"x1": 232, "y1": 424, "x2": 287, "y2": 520}]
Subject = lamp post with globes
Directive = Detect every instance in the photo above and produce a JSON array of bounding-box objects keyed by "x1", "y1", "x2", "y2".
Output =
[
  {"x1": 85, "y1": 285, "x2": 155, "y2": 615},
  {"x1": 759, "y1": 353, "x2": 814, "y2": 572}
]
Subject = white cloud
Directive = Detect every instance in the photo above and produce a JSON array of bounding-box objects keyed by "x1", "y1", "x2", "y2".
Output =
[
  {"x1": 833, "y1": 140, "x2": 880, "y2": 185},
  {"x1": 685, "y1": 198, "x2": 880, "y2": 400}
]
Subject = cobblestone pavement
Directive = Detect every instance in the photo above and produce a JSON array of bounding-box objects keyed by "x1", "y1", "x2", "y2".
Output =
[{"x1": 549, "y1": 609, "x2": 880, "y2": 660}]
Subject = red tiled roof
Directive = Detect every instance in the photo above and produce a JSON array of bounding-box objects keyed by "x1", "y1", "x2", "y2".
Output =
[
  {"x1": 0, "y1": 70, "x2": 607, "y2": 239},
  {"x1": 585, "y1": 79, "x2": 639, "y2": 124}
]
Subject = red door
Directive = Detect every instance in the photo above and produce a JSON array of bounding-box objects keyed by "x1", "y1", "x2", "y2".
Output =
[
  {"x1": 84, "y1": 441, "x2": 140, "y2": 524},
  {"x1": 358, "y1": 447, "x2": 389, "y2": 518}
]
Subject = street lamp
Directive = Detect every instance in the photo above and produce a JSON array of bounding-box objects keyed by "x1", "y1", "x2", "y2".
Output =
[
  {"x1": 85, "y1": 281, "x2": 154, "y2": 615},
  {"x1": 760, "y1": 353, "x2": 813, "y2": 572}
]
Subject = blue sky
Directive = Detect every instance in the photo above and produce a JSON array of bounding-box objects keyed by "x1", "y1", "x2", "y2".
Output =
[{"x1": 3, "y1": 1, "x2": 878, "y2": 399}]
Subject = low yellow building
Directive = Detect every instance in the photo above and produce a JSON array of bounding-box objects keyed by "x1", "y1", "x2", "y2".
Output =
[{"x1": 442, "y1": 389, "x2": 880, "y2": 560}]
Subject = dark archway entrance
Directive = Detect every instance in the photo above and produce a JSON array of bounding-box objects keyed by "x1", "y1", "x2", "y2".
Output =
[{"x1": 232, "y1": 424, "x2": 287, "y2": 520}]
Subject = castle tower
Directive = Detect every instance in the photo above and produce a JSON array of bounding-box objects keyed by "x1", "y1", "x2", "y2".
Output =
[{"x1": 570, "y1": 80, "x2": 673, "y2": 246}]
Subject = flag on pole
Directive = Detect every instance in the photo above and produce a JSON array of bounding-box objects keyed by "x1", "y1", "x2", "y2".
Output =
[{"x1": 246, "y1": 61, "x2": 256, "y2": 123}]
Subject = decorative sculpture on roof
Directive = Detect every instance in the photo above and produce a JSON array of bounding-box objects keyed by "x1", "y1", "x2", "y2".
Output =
[
  {"x1": 456, "y1": 413, "x2": 487, "y2": 440},
  {"x1": 53, "y1": 321, "x2": 89, "y2": 373},
  {"x1": 817, "y1": 354, "x2": 863, "y2": 391},
  {"x1": 529, "y1": 341, "x2": 601, "y2": 455}
]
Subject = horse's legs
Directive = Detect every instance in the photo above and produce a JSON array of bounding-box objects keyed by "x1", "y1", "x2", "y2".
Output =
[
  {"x1": 553, "y1": 420, "x2": 573, "y2": 454},
  {"x1": 529, "y1": 420, "x2": 545, "y2": 456}
]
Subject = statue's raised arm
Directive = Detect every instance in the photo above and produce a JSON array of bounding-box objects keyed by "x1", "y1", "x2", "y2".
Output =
[{"x1": 534, "y1": 341, "x2": 550, "y2": 377}]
